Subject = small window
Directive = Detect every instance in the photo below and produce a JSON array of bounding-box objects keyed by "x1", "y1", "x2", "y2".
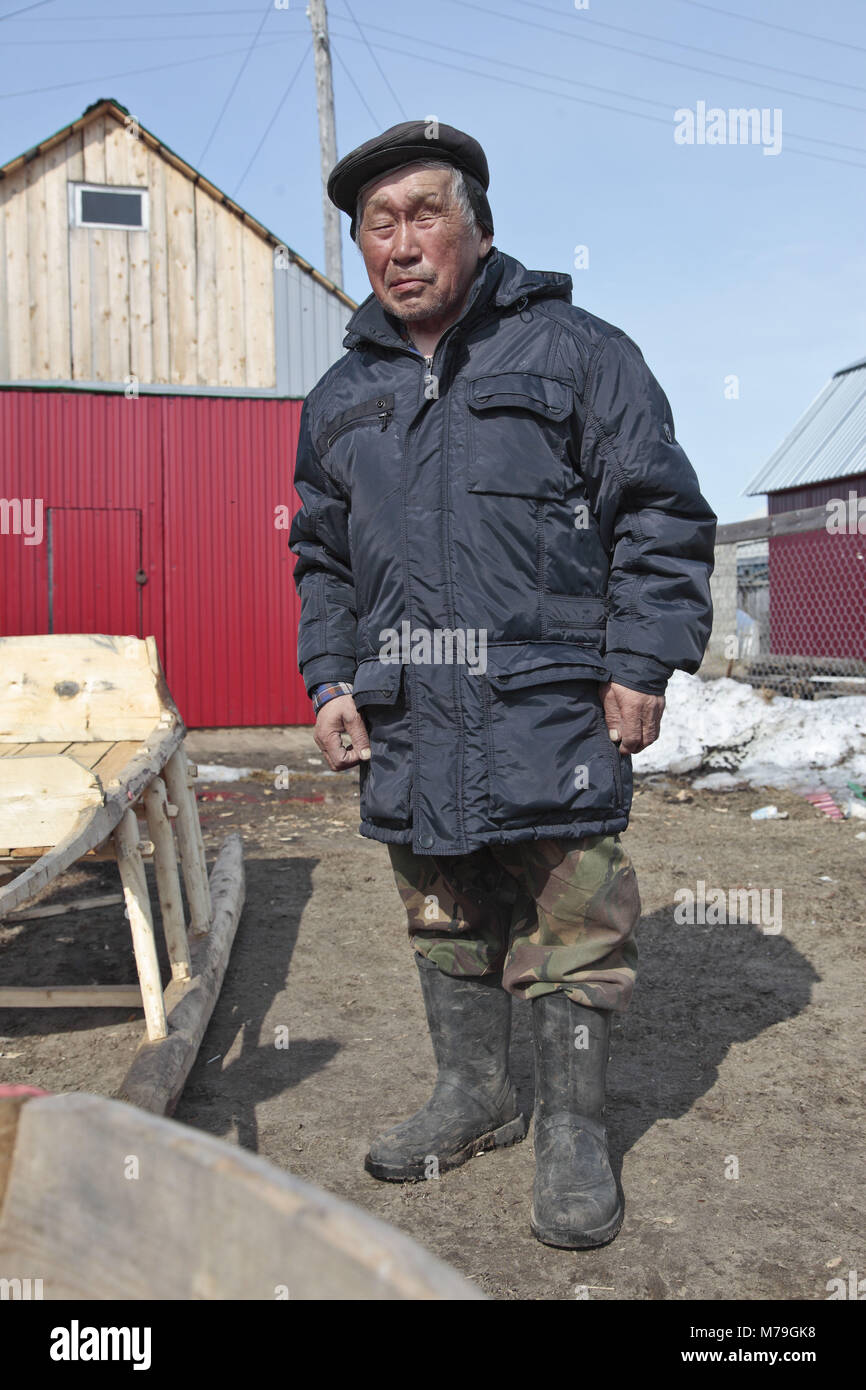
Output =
[{"x1": 69, "y1": 182, "x2": 148, "y2": 230}]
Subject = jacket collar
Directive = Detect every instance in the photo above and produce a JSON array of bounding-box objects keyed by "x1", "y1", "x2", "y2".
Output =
[{"x1": 342, "y1": 249, "x2": 573, "y2": 351}]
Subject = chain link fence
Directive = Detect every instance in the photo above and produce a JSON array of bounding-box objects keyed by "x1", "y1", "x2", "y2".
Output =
[{"x1": 701, "y1": 503, "x2": 866, "y2": 698}]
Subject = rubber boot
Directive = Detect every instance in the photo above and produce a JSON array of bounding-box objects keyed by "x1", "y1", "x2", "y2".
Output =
[
  {"x1": 530, "y1": 991, "x2": 623, "y2": 1248},
  {"x1": 364, "y1": 953, "x2": 527, "y2": 1181}
]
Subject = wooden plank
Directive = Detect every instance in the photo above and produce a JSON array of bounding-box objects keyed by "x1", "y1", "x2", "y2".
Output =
[
  {"x1": 103, "y1": 118, "x2": 131, "y2": 384},
  {"x1": 66, "y1": 128, "x2": 91, "y2": 380},
  {"x1": 39, "y1": 138, "x2": 73, "y2": 380},
  {"x1": 8, "y1": 743, "x2": 72, "y2": 757},
  {"x1": 127, "y1": 121, "x2": 152, "y2": 383},
  {"x1": 25, "y1": 153, "x2": 51, "y2": 380},
  {"x1": 716, "y1": 504, "x2": 828, "y2": 544},
  {"x1": 0, "y1": 1092, "x2": 483, "y2": 1300},
  {"x1": 0, "y1": 745, "x2": 29, "y2": 758},
  {"x1": 0, "y1": 164, "x2": 8, "y2": 379},
  {"x1": 215, "y1": 200, "x2": 245, "y2": 384},
  {"x1": 0, "y1": 985, "x2": 142, "y2": 1009},
  {"x1": 164, "y1": 161, "x2": 197, "y2": 385},
  {"x1": 89, "y1": 741, "x2": 141, "y2": 787},
  {"x1": 0, "y1": 634, "x2": 171, "y2": 743},
  {"x1": 119, "y1": 831, "x2": 243, "y2": 1113},
  {"x1": 3, "y1": 166, "x2": 30, "y2": 379},
  {"x1": 194, "y1": 183, "x2": 218, "y2": 385},
  {"x1": 0, "y1": 756, "x2": 103, "y2": 848},
  {"x1": 147, "y1": 147, "x2": 170, "y2": 383},
  {"x1": 82, "y1": 114, "x2": 111, "y2": 382},
  {"x1": 1, "y1": 843, "x2": 151, "y2": 864},
  {"x1": 64, "y1": 741, "x2": 116, "y2": 770},
  {"x1": 0, "y1": 722, "x2": 183, "y2": 917},
  {"x1": 6, "y1": 893, "x2": 123, "y2": 921},
  {"x1": 242, "y1": 225, "x2": 274, "y2": 388}
]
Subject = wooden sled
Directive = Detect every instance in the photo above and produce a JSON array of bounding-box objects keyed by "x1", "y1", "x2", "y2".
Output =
[
  {"x1": 0, "y1": 634, "x2": 245, "y2": 1113},
  {"x1": 0, "y1": 1091, "x2": 482, "y2": 1300}
]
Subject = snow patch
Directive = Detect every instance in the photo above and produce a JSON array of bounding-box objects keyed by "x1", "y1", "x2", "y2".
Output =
[
  {"x1": 634, "y1": 672, "x2": 866, "y2": 794},
  {"x1": 195, "y1": 763, "x2": 256, "y2": 782}
]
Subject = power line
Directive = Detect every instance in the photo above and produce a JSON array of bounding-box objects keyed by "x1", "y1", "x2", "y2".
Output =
[
  {"x1": 0, "y1": 0, "x2": 59, "y2": 20},
  {"x1": 327, "y1": 22, "x2": 866, "y2": 161},
  {"x1": 331, "y1": 40, "x2": 382, "y2": 130},
  {"x1": 521, "y1": 0, "x2": 865, "y2": 96},
  {"x1": 1, "y1": 15, "x2": 862, "y2": 171},
  {"x1": 673, "y1": 0, "x2": 866, "y2": 56},
  {"x1": 1, "y1": 26, "x2": 308, "y2": 45},
  {"x1": 339, "y1": 0, "x2": 406, "y2": 120},
  {"x1": 0, "y1": 37, "x2": 278, "y2": 100},
  {"x1": 440, "y1": 0, "x2": 866, "y2": 115},
  {"x1": 5, "y1": 0, "x2": 858, "y2": 104},
  {"x1": 0, "y1": 7, "x2": 295, "y2": 17},
  {"x1": 198, "y1": 0, "x2": 273, "y2": 165},
  {"x1": 326, "y1": 29, "x2": 866, "y2": 170},
  {"x1": 234, "y1": 39, "x2": 311, "y2": 195}
]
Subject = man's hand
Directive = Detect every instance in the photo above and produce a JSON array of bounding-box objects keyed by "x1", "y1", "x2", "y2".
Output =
[
  {"x1": 314, "y1": 694, "x2": 371, "y2": 771},
  {"x1": 599, "y1": 681, "x2": 665, "y2": 755}
]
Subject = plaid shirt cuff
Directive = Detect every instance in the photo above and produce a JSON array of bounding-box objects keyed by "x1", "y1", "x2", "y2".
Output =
[{"x1": 311, "y1": 680, "x2": 354, "y2": 714}]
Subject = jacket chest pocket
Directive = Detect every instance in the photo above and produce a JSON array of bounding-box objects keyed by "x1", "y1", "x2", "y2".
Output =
[
  {"x1": 316, "y1": 393, "x2": 395, "y2": 456},
  {"x1": 466, "y1": 373, "x2": 574, "y2": 499}
]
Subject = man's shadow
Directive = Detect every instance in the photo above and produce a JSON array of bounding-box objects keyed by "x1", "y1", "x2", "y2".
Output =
[
  {"x1": 507, "y1": 908, "x2": 820, "y2": 1163},
  {"x1": 173, "y1": 855, "x2": 340, "y2": 1153},
  {"x1": 0, "y1": 855, "x2": 339, "y2": 1157}
]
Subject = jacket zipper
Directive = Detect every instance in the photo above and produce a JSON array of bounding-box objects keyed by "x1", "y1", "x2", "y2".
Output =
[{"x1": 327, "y1": 404, "x2": 392, "y2": 448}]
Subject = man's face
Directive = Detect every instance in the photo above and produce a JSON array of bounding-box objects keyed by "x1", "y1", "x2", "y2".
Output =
[{"x1": 356, "y1": 163, "x2": 493, "y2": 324}]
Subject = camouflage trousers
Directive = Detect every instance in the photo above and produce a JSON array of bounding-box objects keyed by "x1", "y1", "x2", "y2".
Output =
[{"x1": 387, "y1": 835, "x2": 641, "y2": 1013}]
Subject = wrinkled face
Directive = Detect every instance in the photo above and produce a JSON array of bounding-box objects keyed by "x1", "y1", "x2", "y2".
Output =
[{"x1": 356, "y1": 163, "x2": 493, "y2": 324}]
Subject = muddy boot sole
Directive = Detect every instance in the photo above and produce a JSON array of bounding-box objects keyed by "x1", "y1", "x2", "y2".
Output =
[
  {"x1": 364, "y1": 1112, "x2": 528, "y2": 1183},
  {"x1": 530, "y1": 1196, "x2": 624, "y2": 1250}
]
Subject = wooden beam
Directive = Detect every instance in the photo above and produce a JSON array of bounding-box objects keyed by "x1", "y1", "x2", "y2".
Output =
[
  {"x1": 0, "y1": 1091, "x2": 482, "y2": 1300},
  {"x1": 716, "y1": 504, "x2": 828, "y2": 545},
  {"x1": 118, "y1": 832, "x2": 244, "y2": 1115},
  {"x1": 113, "y1": 810, "x2": 167, "y2": 1042},
  {"x1": 162, "y1": 747, "x2": 211, "y2": 935},
  {"x1": 143, "y1": 777, "x2": 190, "y2": 982},
  {"x1": 0, "y1": 720, "x2": 183, "y2": 917},
  {"x1": 0, "y1": 984, "x2": 142, "y2": 1008},
  {"x1": 0, "y1": 842, "x2": 153, "y2": 864},
  {"x1": 6, "y1": 893, "x2": 123, "y2": 921}
]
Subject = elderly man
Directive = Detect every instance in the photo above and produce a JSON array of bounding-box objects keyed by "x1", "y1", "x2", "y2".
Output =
[{"x1": 290, "y1": 121, "x2": 716, "y2": 1249}]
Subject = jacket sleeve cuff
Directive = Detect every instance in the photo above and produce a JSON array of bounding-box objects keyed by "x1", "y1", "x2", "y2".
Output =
[
  {"x1": 604, "y1": 652, "x2": 672, "y2": 696},
  {"x1": 302, "y1": 655, "x2": 357, "y2": 696}
]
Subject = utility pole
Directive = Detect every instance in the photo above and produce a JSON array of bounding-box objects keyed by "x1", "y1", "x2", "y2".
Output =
[{"x1": 306, "y1": 0, "x2": 343, "y2": 287}]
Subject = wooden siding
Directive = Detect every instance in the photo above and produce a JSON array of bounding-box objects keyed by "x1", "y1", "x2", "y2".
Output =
[{"x1": 0, "y1": 108, "x2": 276, "y2": 389}]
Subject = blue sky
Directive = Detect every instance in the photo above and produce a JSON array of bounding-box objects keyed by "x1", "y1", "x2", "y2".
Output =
[{"x1": 2, "y1": 0, "x2": 864, "y2": 522}]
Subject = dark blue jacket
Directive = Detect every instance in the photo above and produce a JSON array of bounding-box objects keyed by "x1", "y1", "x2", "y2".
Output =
[{"x1": 290, "y1": 249, "x2": 716, "y2": 854}]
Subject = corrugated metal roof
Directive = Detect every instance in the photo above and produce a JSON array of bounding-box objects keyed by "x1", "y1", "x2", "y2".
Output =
[{"x1": 745, "y1": 357, "x2": 866, "y2": 494}]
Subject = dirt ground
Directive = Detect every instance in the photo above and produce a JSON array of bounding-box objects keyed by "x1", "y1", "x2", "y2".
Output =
[{"x1": 1, "y1": 725, "x2": 863, "y2": 1302}]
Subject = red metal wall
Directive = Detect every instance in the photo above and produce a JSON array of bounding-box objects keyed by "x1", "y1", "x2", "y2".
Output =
[
  {"x1": 0, "y1": 390, "x2": 313, "y2": 727},
  {"x1": 768, "y1": 530, "x2": 866, "y2": 660},
  {"x1": 766, "y1": 480, "x2": 866, "y2": 661},
  {"x1": 768, "y1": 473, "x2": 866, "y2": 515}
]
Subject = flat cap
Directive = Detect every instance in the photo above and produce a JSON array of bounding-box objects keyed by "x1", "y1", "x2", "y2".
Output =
[{"x1": 327, "y1": 119, "x2": 494, "y2": 239}]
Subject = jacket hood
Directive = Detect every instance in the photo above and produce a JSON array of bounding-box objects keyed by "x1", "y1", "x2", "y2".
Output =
[{"x1": 342, "y1": 248, "x2": 573, "y2": 351}]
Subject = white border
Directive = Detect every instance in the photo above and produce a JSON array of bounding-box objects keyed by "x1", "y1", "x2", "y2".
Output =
[{"x1": 68, "y1": 182, "x2": 149, "y2": 231}]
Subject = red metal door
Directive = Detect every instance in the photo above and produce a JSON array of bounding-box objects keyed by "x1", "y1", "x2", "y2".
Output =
[{"x1": 47, "y1": 507, "x2": 143, "y2": 636}]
